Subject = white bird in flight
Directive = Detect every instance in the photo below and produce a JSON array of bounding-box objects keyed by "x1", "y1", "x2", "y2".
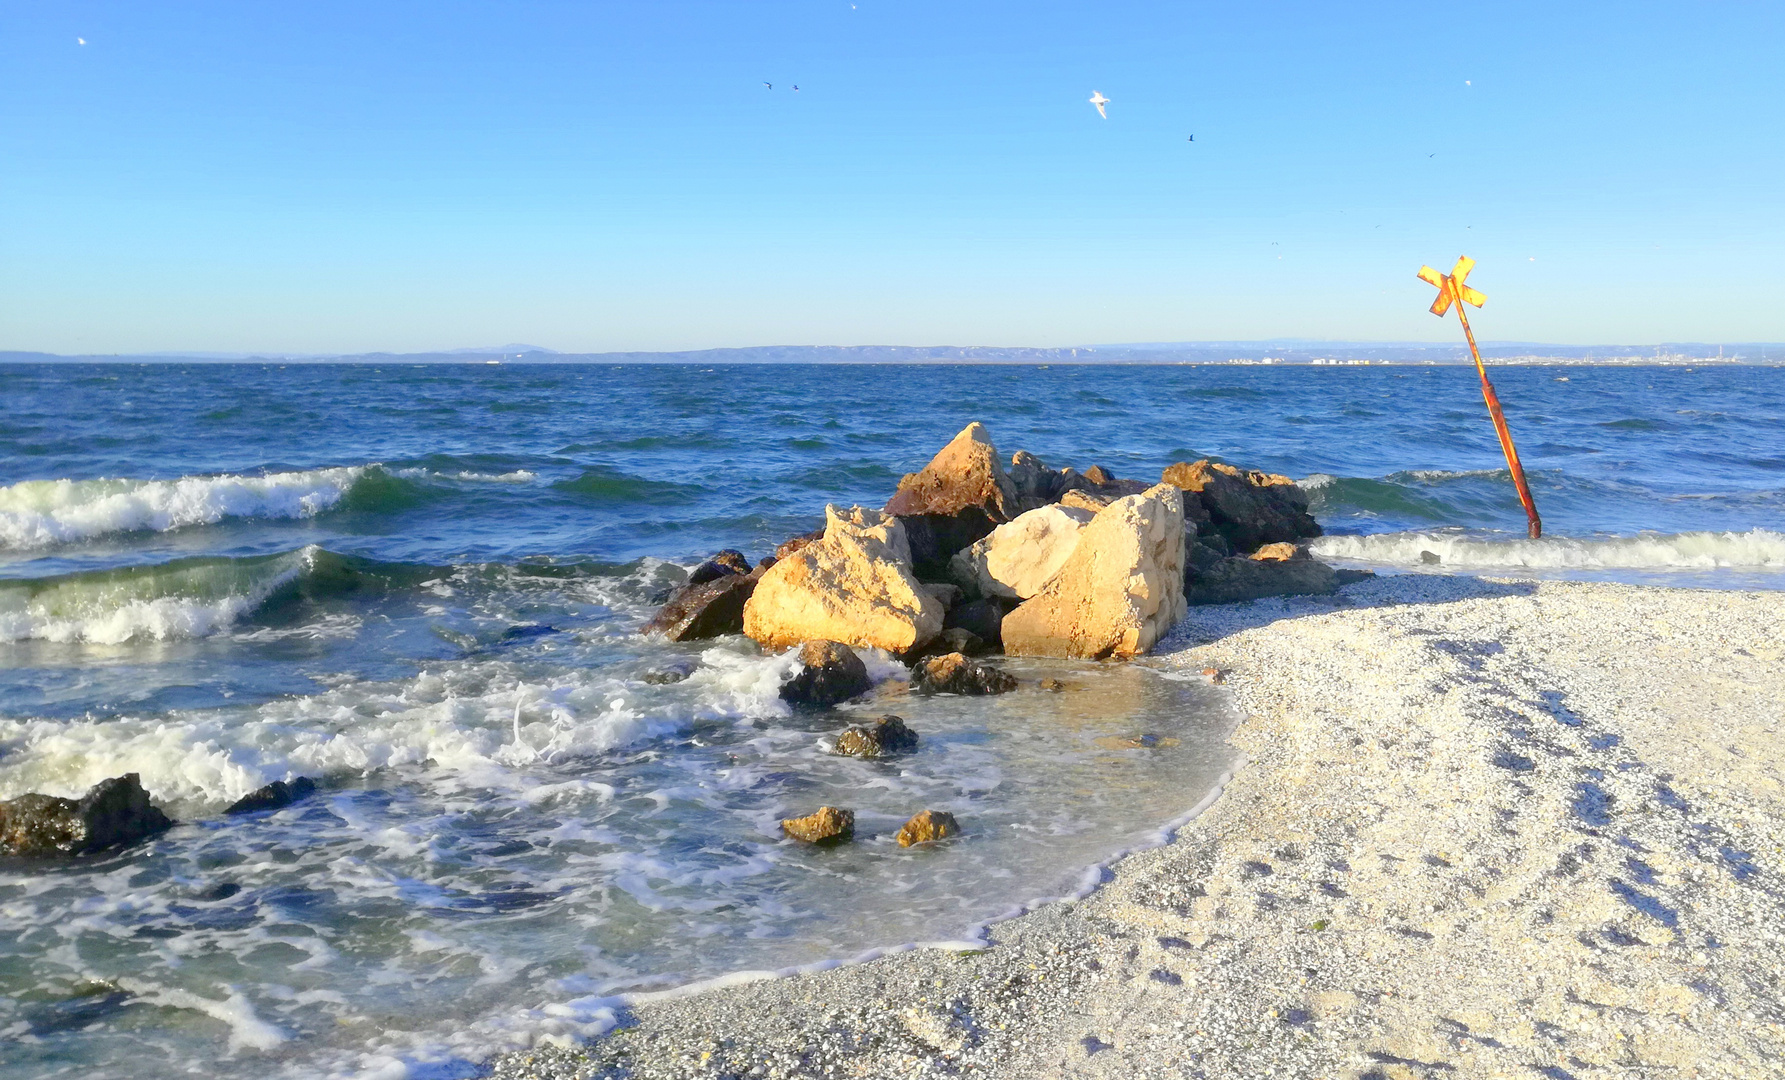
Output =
[
  {"x1": 77, "y1": 37, "x2": 87, "y2": 45},
  {"x1": 1089, "y1": 91, "x2": 1109, "y2": 119}
]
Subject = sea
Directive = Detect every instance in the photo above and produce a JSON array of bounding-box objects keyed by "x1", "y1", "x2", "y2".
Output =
[{"x1": 2, "y1": 361, "x2": 1781, "y2": 1078}]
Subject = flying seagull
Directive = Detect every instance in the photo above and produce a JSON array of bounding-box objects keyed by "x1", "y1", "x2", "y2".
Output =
[
  {"x1": 763, "y1": 82, "x2": 772, "y2": 90},
  {"x1": 1089, "y1": 91, "x2": 1109, "y2": 119},
  {"x1": 1187, "y1": 134, "x2": 1194, "y2": 141},
  {"x1": 792, "y1": 85, "x2": 800, "y2": 91},
  {"x1": 77, "y1": 37, "x2": 86, "y2": 44}
]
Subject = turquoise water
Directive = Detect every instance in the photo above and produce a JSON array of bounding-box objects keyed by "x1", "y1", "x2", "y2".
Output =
[{"x1": 1, "y1": 361, "x2": 1781, "y2": 1077}]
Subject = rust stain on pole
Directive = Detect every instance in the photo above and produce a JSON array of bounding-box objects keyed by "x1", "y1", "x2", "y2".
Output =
[{"x1": 1417, "y1": 256, "x2": 1543, "y2": 539}]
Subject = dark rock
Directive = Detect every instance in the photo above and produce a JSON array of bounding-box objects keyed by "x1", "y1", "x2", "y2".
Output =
[
  {"x1": 781, "y1": 806, "x2": 854, "y2": 844},
  {"x1": 775, "y1": 530, "x2": 825, "y2": 561},
  {"x1": 1185, "y1": 556, "x2": 1339, "y2": 605},
  {"x1": 688, "y1": 549, "x2": 752, "y2": 585},
  {"x1": 779, "y1": 640, "x2": 873, "y2": 706},
  {"x1": 1008, "y1": 450, "x2": 1065, "y2": 510},
  {"x1": 915, "y1": 652, "x2": 1018, "y2": 695},
  {"x1": 895, "y1": 809, "x2": 960, "y2": 847},
  {"x1": 1186, "y1": 539, "x2": 1227, "y2": 574},
  {"x1": 0, "y1": 774, "x2": 173, "y2": 857},
  {"x1": 754, "y1": 556, "x2": 778, "y2": 574},
  {"x1": 937, "y1": 627, "x2": 986, "y2": 656},
  {"x1": 500, "y1": 623, "x2": 559, "y2": 641},
  {"x1": 1161, "y1": 459, "x2": 1320, "y2": 554},
  {"x1": 832, "y1": 715, "x2": 920, "y2": 759},
  {"x1": 885, "y1": 423, "x2": 1019, "y2": 577},
  {"x1": 223, "y1": 777, "x2": 317, "y2": 816},
  {"x1": 945, "y1": 596, "x2": 1012, "y2": 649},
  {"x1": 1335, "y1": 568, "x2": 1376, "y2": 586},
  {"x1": 643, "y1": 574, "x2": 757, "y2": 641},
  {"x1": 1420, "y1": 549, "x2": 1442, "y2": 565}
]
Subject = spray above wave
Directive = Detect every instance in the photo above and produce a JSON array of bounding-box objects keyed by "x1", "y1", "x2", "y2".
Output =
[{"x1": 1311, "y1": 527, "x2": 1785, "y2": 571}]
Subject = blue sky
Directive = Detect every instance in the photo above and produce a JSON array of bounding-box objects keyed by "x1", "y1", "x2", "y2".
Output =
[{"x1": 3, "y1": 1, "x2": 1781, "y2": 353}]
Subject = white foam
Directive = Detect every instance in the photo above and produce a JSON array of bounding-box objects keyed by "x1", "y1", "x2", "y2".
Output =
[
  {"x1": 113, "y1": 978, "x2": 288, "y2": 1052},
  {"x1": 0, "y1": 467, "x2": 367, "y2": 548},
  {"x1": 1312, "y1": 528, "x2": 1785, "y2": 571},
  {"x1": 389, "y1": 467, "x2": 537, "y2": 484}
]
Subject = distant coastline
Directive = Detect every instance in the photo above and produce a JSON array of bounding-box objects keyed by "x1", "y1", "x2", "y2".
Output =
[{"x1": 3, "y1": 342, "x2": 1782, "y2": 366}]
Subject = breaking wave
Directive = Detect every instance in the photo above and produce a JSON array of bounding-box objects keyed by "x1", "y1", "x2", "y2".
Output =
[
  {"x1": 1311, "y1": 527, "x2": 1785, "y2": 571},
  {"x1": 0, "y1": 546, "x2": 430, "y2": 644},
  {"x1": 0, "y1": 467, "x2": 369, "y2": 548}
]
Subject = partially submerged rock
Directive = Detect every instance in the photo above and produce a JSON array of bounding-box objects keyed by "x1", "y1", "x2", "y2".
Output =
[
  {"x1": 779, "y1": 640, "x2": 874, "y2": 706},
  {"x1": 833, "y1": 715, "x2": 920, "y2": 759},
  {"x1": 885, "y1": 423, "x2": 1020, "y2": 576},
  {"x1": 1001, "y1": 484, "x2": 1187, "y2": 660},
  {"x1": 0, "y1": 774, "x2": 173, "y2": 857},
  {"x1": 1161, "y1": 460, "x2": 1320, "y2": 554},
  {"x1": 224, "y1": 777, "x2": 317, "y2": 816},
  {"x1": 949, "y1": 503, "x2": 1096, "y2": 601},
  {"x1": 1185, "y1": 556, "x2": 1339, "y2": 605},
  {"x1": 744, "y1": 506, "x2": 943, "y2": 655},
  {"x1": 643, "y1": 573, "x2": 757, "y2": 641},
  {"x1": 782, "y1": 806, "x2": 855, "y2": 844},
  {"x1": 688, "y1": 549, "x2": 753, "y2": 585},
  {"x1": 915, "y1": 652, "x2": 1018, "y2": 695},
  {"x1": 895, "y1": 809, "x2": 960, "y2": 847}
]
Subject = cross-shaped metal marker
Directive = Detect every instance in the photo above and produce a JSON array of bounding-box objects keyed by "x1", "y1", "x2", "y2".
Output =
[{"x1": 1418, "y1": 256, "x2": 1544, "y2": 539}]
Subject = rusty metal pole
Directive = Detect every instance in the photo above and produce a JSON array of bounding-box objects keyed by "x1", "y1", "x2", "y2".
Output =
[{"x1": 1417, "y1": 257, "x2": 1543, "y2": 539}]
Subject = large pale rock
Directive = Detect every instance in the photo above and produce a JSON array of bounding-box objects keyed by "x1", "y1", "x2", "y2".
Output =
[
  {"x1": 948, "y1": 504, "x2": 1096, "y2": 601},
  {"x1": 743, "y1": 506, "x2": 944, "y2": 654},
  {"x1": 885, "y1": 423, "x2": 1020, "y2": 575},
  {"x1": 1000, "y1": 484, "x2": 1187, "y2": 660},
  {"x1": 1161, "y1": 460, "x2": 1319, "y2": 554}
]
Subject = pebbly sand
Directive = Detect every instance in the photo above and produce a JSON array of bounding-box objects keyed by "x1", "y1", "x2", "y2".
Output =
[{"x1": 491, "y1": 574, "x2": 1785, "y2": 1079}]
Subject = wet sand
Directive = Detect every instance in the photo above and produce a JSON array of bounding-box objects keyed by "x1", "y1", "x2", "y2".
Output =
[{"x1": 492, "y1": 574, "x2": 1785, "y2": 1079}]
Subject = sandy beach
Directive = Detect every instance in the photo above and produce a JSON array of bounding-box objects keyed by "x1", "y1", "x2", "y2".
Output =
[{"x1": 492, "y1": 573, "x2": 1785, "y2": 1079}]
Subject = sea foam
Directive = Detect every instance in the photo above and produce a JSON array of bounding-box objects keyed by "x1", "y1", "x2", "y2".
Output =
[{"x1": 1311, "y1": 527, "x2": 1785, "y2": 571}]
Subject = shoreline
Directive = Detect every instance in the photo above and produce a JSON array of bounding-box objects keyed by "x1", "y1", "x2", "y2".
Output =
[{"x1": 491, "y1": 574, "x2": 1785, "y2": 1079}]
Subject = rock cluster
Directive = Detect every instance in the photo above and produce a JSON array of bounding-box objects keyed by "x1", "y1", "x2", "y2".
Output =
[
  {"x1": 915, "y1": 653, "x2": 1018, "y2": 696},
  {"x1": 642, "y1": 422, "x2": 1346, "y2": 669},
  {"x1": 0, "y1": 774, "x2": 173, "y2": 857}
]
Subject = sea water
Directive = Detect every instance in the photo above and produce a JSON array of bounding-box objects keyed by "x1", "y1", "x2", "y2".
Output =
[{"x1": 1, "y1": 362, "x2": 1781, "y2": 1077}]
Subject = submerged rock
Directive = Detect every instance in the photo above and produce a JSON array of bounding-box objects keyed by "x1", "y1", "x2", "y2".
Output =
[
  {"x1": 949, "y1": 503, "x2": 1096, "y2": 601},
  {"x1": 744, "y1": 506, "x2": 943, "y2": 655},
  {"x1": 643, "y1": 573, "x2": 757, "y2": 641},
  {"x1": 895, "y1": 809, "x2": 960, "y2": 847},
  {"x1": 1161, "y1": 459, "x2": 1320, "y2": 554},
  {"x1": 1002, "y1": 484, "x2": 1188, "y2": 660},
  {"x1": 0, "y1": 774, "x2": 173, "y2": 857},
  {"x1": 1185, "y1": 556, "x2": 1339, "y2": 605},
  {"x1": 779, "y1": 640, "x2": 874, "y2": 706},
  {"x1": 833, "y1": 715, "x2": 920, "y2": 759},
  {"x1": 782, "y1": 806, "x2": 855, "y2": 844},
  {"x1": 885, "y1": 423, "x2": 1020, "y2": 576},
  {"x1": 224, "y1": 777, "x2": 317, "y2": 816},
  {"x1": 915, "y1": 652, "x2": 1018, "y2": 695}
]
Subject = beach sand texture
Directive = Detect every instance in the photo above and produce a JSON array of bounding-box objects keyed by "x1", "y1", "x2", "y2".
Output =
[{"x1": 494, "y1": 575, "x2": 1784, "y2": 1079}]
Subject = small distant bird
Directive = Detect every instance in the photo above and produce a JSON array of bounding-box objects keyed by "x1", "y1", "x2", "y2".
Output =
[
  {"x1": 763, "y1": 82, "x2": 772, "y2": 90},
  {"x1": 792, "y1": 85, "x2": 800, "y2": 91},
  {"x1": 1089, "y1": 91, "x2": 1109, "y2": 119},
  {"x1": 1187, "y1": 134, "x2": 1194, "y2": 141},
  {"x1": 1428, "y1": 153, "x2": 1435, "y2": 157},
  {"x1": 77, "y1": 37, "x2": 86, "y2": 45}
]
